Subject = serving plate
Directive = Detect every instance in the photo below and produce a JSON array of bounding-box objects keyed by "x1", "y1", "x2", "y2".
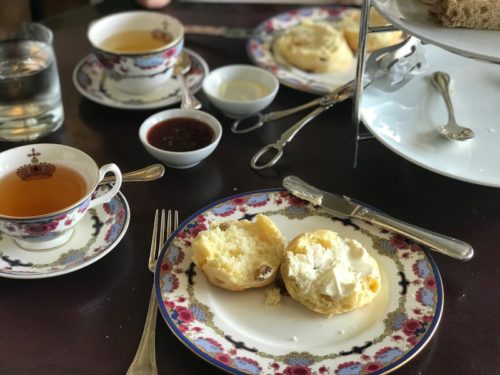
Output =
[
  {"x1": 247, "y1": 6, "x2": 358, "y2": 95},
  {"x1": 361, "y1": 43, "x2": 500, "y2": 187},
  {"x1": 155, "y1": 189, "x2": 443, "y2": 374},
  {"x1": 372, "y1": 0, "x2": 500, "y2": 63}
]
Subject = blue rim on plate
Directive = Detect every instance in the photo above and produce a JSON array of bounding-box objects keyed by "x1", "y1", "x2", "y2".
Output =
[
  {"x1": 72, "y1": 48, "x2": 209, "y2": 110},
  {"x1": 246, "y1": 6, "x2": 358, "y2": 95},
  {"x1": 155, "y1": 188, "x2": 443, "y2": 375},
  {"x1": 0, "y1": 185, "x2": 130, "y2": 279}
]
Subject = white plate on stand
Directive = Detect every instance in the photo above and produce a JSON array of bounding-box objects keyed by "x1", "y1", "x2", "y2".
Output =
[
  {"x1": 361, "y1": 43, "x2": 500, "y2": 187},
  {"x1": 372, "y1": 0, "x2": 500, "y2": 63}
]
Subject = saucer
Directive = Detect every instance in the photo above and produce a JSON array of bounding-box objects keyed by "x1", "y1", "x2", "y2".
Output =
[
  {"x1": 0, "y1": 186, "x2": 130, "y2": 279},
  {"x1": 72, "y1": 48, "x2": 209, "y2": 110}
]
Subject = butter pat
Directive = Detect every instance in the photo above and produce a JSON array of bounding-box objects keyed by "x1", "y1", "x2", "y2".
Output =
[{"x1": 281, "y1": 229, "x2": 381, "y2": 315}]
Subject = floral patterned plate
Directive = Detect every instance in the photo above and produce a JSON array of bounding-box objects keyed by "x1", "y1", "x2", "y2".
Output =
[
  {"x1": 247, "y1": 7, "x2": 358, "y2": 95},
  {"x1": 72, "y1": 48, "x2": 208, "y2": 110},
  {"x1": 0, "y1": 186, "x2": 130, "y2": 279},
  {"x1": 155, "y1": 189, "x2": 443, "y2": 375}
]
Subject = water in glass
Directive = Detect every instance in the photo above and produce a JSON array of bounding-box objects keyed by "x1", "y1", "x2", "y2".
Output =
[{"x1": 0, "y1": 24, "x2": 63, "y2": 141}]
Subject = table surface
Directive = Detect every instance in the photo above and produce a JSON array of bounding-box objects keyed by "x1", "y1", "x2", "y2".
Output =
[{"x1": 1, "y1": 1, "x2": 499, "y2": 374}]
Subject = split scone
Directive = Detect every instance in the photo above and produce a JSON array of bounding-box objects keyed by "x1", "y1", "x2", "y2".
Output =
[
  {"x1": 191, "y1": 214, "x2": 285, "y2": 291},
  {"x1": 281, "y1": 229, "x2": 381, "y2": 315},
  {"x1": 429, "y1": 0, "x2": 500, "y2": 30},
  {"x1": 340, "y1": 8, "x2": 403, "y2": 52},
  {"x1": 274, "y1": 20, "x2": 353, "y2": 73}
]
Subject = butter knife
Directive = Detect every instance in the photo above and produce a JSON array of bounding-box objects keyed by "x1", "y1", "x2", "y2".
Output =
[
  {"x1": 283, "y1": 176, "x2": 474, "y2": 261},
  {"x1": 184, "y1": 25, "x2": 253, "y2": 38}
]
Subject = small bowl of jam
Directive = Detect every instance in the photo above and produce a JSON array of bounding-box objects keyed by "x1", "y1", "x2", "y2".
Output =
[
  {"x1": 202, "y1": 65, "x2": 279, "y2": 119},
  {"x1": 139, "y1": 109, "x2": 222, "y2": 169}
]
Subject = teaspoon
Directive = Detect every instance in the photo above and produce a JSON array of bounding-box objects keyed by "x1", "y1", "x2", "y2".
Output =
[
  {"x1": 99, "y1": 164, "x2": 165, "y2": 185},
  {"x1": 431, "y1": 71, "x2": 474, "y2": 141},
  {"x1": 174, "y1": 52, "x2": 202, "y2": 110}
]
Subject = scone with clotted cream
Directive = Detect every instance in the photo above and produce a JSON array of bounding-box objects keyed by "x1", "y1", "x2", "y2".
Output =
[
  {"x1": 191, "y1": 214, "x2": 285, "y2": 291},
  {"x1": 274, "y1": 20, "x2": 353, "y2": 73},
  {"x1": 281, "y1": 229, "x2": 381, "y2": 315}
]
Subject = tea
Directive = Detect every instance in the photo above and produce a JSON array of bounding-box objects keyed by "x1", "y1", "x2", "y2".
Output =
[
  {"x1": 99, "y1": 30, "x2": 172, "y2": 53},
  {"x1": 0, "y1": 165, "x2": 87, "y2": 217}
]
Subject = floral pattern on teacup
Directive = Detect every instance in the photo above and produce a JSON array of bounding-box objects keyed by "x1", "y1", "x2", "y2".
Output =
[
  {"x1": 94, "y1": 39, "x2": 183, "y2": 79},
  {"x1": 0, "y1": 196, "x2": 92, "y2": 242}
]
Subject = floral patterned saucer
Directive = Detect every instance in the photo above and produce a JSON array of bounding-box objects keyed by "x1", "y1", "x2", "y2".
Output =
[
  {"x1": 155, "y1": 189, "x2": 443, "y2": 375},
  {"x1": 0, "y1": 186, "x2": 130, "y2": 279},
  {"x1": 72, "y1": 48, "x2": 209, "y2": 110},
  {"x1": 247, "y1": 7, "x2": 358, "y2": 95}
]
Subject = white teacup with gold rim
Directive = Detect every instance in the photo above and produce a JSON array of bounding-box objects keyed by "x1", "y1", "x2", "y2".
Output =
[
  {"x1": 0, "y1": 144, "x2": 122, "y2": 251},
  {"x1": 87, "y1": 11, "x2": 184, "y2": 95}
]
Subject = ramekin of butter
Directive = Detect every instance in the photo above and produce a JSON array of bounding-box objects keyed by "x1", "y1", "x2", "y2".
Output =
[{"x1": 202, "y1": 64, "x2": 279, "y2": 119}]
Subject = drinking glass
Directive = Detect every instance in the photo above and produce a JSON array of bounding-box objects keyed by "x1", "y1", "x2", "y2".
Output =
[{"x1": 0, "y1": 23, "x2": 63, "y2": 141}]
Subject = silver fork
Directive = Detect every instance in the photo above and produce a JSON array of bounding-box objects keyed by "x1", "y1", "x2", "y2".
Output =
[{"x1": 127, "y1": 209, "x2": 179, "y2": 375}]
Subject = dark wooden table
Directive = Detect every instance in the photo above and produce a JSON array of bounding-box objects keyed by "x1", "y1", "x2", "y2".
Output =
[{"x1": 1, "y1": 1, "x2": 499, "y2": 374}]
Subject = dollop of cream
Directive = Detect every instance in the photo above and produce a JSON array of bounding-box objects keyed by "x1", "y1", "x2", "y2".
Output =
[{"x1": 285, "y1": 237, "x2": 379, "y2": 299}]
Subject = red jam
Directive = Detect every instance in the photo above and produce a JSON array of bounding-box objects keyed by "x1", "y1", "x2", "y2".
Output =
[{"x1": 147, "y1": 117, "x2": 215, "y2": 152}]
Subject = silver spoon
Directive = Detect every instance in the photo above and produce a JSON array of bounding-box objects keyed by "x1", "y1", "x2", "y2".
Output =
[
  {"x1": 99, "y1": 164, "x2": 165, "y2": 185},
  {"x1": 431, "y1": 71, "x2": 474, "y2": 141},
  {"x1": 174, "y1": 52, "x2": 202, "y2": 110}
]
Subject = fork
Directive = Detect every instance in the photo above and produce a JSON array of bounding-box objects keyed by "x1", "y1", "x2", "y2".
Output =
[{"x1": 127, "y1": 209, "x2": 179, "y2": 375}]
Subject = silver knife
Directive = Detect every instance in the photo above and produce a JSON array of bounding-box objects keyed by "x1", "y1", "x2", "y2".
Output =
[
  {"x1": 283, "y1": 176, "x2": 474, "y2": 261},
  {"x1": 184, "y1": 25, "x2": 253, "y2": 38}
]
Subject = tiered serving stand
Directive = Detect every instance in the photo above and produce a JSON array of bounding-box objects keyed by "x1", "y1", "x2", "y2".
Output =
[{"x1": 351, "y1": 0, "x2": 500, "y2": 170}]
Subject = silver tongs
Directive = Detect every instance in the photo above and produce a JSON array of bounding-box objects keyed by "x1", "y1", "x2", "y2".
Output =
[{"x1": 240, "y1": 36, "x2": 425, "y2": 170}]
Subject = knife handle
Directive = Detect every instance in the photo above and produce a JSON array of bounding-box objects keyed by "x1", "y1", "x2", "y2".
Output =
[{"x1": 357, "y1": 207, "x2": 474, "y2": 261}]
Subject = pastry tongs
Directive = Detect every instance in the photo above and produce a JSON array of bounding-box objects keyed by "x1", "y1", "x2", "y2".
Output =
[{"x1": 237, "y1": 36, "x2": 425, "y2": 170}]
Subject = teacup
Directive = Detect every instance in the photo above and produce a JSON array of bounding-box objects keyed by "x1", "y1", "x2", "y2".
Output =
[
  {"x1": 0, "y1": 144, "x2": 122, "y2": 251},
  {"x1": 87, "y1": 11, "x2": 184, "y2": 95}
]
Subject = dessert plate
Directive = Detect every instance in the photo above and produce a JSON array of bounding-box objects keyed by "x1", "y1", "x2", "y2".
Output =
[
  {"x1": 361, "y1": 43, "x2": 500, "y2": 187},
  {"x1": 73, "y1": 48, "x2": 209, "y2": 110},
  {"x1": 247, "y1": 6, "x2": 358, "y2": 95},
  {"x1": 155, "y1": 189, "x2": 443, "y2": 374},
  {"x1": 372, "y1": 0, "x2": 500, "y2": 63},
  {"x1": 0, "y1": 186, "x2": 130, "y2": 279}
]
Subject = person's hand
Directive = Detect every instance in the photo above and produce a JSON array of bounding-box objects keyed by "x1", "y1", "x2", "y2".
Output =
[{"x1": 137, "y1": 0, "x2": 171, "y2": 9}]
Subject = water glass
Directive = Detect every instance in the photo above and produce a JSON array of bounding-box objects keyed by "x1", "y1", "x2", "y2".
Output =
[{"x1": 0, "y1": 23, "x2": 63, "y2": 141}]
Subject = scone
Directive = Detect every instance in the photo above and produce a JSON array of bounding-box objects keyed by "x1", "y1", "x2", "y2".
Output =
[
  {"x1": 340, "y1": 8, "x2": 403, "y2": 52},
  {"x1": 281, "y1": 229, "x2": 381, "y2": 315},
  {"x1": 274, "y1": 20, "x2": 353, "y2": 73},
  {"x1": 191, "y1": 214, "x2": 285, "y2": 291},
  {"x1": 429, "y1": 0, "x2": 500, "y2": 30}
]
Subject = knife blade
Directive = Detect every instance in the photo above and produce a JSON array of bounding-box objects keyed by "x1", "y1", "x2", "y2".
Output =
[
  {"x1": 283, "y1": 176, "x2": 474, "y2": 261},
  {"x1": 184, "y1": 25, "x2": 254, "y2": 38}
]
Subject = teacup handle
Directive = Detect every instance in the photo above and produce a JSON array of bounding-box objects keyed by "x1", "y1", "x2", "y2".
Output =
[{"x1": 88, "y1": 163, "x2": 123, "y2": 209}]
